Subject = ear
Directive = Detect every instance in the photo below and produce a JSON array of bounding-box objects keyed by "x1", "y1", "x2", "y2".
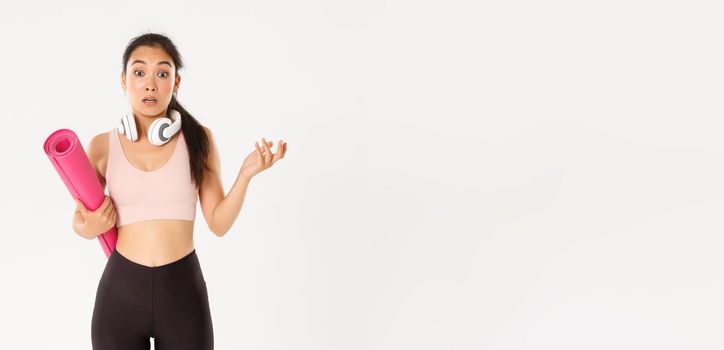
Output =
[
  {"x1": 120, "y1": 71, "x2": 126, "y2": 90},
  {"x1": 175, "y1": 73, "x2": 181, "y2": 91}
]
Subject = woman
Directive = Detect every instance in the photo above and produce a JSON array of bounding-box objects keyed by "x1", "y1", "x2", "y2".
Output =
[{"x1": 71, "y1": 32, "x2": 287, "y2": 349}]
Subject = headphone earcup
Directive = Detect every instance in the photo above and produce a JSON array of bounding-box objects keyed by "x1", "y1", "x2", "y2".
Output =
[
  {"x1": 118, "y1": 111, "x2": 138, "y2": 142},
  {"x1": 148, "y1": 109, "x2": 182, "y2": 146},
  {"x1": 148, "y1": 117, "x2": 173, "y2": 146}
]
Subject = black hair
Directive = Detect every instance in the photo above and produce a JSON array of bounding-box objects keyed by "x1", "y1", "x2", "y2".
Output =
[{"x1": 121, "y1": 32, "x2": 210, "y2": 188}]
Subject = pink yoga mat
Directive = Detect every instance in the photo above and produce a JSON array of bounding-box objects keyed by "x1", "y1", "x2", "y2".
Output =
[{"x1": 44, "y1": 128, "x2": 117, "y2": 258}]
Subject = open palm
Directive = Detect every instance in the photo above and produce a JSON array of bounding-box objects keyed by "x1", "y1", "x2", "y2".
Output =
[{"x1": 240, "y1": 137, "x2": 287, "y2": 179}]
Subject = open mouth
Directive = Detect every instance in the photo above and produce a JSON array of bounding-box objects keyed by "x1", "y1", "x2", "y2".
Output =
[{"x1": 143, "y1": 98, "x2": 158, "y2": 105}]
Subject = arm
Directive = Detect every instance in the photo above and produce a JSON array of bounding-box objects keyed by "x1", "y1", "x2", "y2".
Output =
[
  {"x1": 199, "y1": 127, "x2": 286, "y2": 237},
  {"x1": 199, "y1": 126, "x2": 252, "y2": 237},
  {"x1": 71, "y1": 132, "x2": 108, "y2": 240},
  {"x1": 210, "y1": 173, "x2": 252, "y2": 237}
]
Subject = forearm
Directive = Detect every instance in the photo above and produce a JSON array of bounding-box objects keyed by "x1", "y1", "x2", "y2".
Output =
[{"x1": 210, "y1": 173, "x2": 252, "y2": 237}]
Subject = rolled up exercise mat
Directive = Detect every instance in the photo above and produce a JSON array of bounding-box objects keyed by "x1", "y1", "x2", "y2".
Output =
[{"x1": 43, "y1": 128, "x2": 117, "y2": 258}]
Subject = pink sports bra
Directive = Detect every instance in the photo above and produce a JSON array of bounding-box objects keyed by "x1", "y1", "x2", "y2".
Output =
[{"x1": 105, "y1": 127, "x2": 198, "y2": 227}]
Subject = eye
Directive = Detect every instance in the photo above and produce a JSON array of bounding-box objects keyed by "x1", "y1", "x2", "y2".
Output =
[
  {"x1": 134, "y1": 70, "x2": 144, "y2": 77},
  {"x1": 158, "y1": 71, "x2": 168, "y2": 78}
]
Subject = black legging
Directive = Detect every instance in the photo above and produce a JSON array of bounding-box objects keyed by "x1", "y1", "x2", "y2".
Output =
[{"x1": 91, "y1": 247, "x2": 214, "y2": 349}]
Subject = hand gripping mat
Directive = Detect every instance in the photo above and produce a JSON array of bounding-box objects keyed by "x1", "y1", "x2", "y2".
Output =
[{"x1": 44, "y1": 128, "x2": 117, "y2": 258}]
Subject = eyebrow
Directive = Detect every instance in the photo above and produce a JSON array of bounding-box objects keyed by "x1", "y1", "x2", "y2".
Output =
[{"x1": 131, "y1": 59, "x2": 173, "y2": 68}]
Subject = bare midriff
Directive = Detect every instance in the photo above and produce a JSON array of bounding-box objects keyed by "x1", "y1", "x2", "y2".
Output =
[
  {"x1": 115, "y1": 219, "x2": 195, "y2": 267},
  {"x1": 96, "y1": 131, "x2": 198, "y2": 268}
]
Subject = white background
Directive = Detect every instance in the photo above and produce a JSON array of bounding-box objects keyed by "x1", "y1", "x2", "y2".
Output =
[{"x1": 1, "y1": 0, "x2": 722, "y2": 349}]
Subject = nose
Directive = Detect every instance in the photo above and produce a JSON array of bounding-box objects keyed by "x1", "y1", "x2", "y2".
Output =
[{"x1": 146, "y1": 86, "x2": 156, "y2": 91}]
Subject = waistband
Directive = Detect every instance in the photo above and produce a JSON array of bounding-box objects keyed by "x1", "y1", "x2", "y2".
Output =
[
  {"x1": 99, "y1": 248, "x2": 207, "y2": 311},
  {"x1": 111, "y1": 247, "x2": 199, "y2": 271}
]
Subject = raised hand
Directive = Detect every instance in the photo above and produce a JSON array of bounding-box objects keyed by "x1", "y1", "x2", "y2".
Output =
[{"x1": 240, "y1": 137, "x2": 287, "y2": 179}]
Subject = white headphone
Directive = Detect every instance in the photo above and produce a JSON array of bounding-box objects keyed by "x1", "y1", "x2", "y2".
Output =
[{"x1": 117, "y1": 109, "x2": 182, "y2": 146}]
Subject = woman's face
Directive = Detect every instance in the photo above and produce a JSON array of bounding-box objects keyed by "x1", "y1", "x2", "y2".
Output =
[{"x1": 121, "y1": 45, "x2": 180, "y2": 118}]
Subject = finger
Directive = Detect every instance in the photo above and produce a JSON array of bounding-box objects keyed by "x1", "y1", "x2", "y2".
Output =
[
  {"x1": 104, "y1": 213, "x2": 115, "y2": 229},
  {"x1": 262, "y1": 138, "x2": 272, "y2": 165},
  {"x1": 255, "y1": 141, "x2": 263, "y2": 159},
  {"x1": 260, "y1": 138, "x2": 269, "y2": 154},
  {"x1": 97, "y1": 196, "x2": 110, "y2": 214},
  {"x1": 271, "y1": 140, "x2": 284, "y2": 164},
  {"x1": 103, "y1": 198, "x2": 114, "y2": 216},
  {"x1": 274, "y1": 141, "x2": 285, "y2": 162}
]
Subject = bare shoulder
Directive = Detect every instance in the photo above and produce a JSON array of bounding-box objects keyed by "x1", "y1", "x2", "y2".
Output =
[
  {"x1": 88, "y1": 131, "x2": 109, "y2": 162},
  {"x1": 202, "y1": 125, "x2": 219, "y2": 151},
  {"x1": 201, "y1": 125, "x2": 220, "y2": 170},
  {"x1": 87, "y1": 131, "x2": 110, "y2": 187},
  {"x1": 202, "y1": 125, "x2": 213, "y2": 140}
]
